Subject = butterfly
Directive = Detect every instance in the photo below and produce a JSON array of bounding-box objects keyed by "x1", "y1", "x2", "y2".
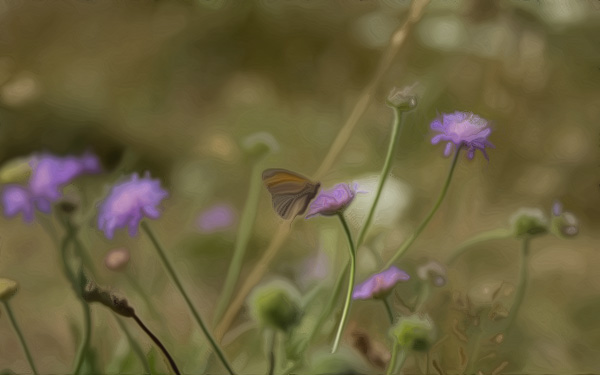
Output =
[{"x1": 262, "y1": 168, "x2": 321, "y2": 220}]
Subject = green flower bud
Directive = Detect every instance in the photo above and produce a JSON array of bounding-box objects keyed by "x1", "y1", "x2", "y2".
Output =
[
  {"x1": 0, "y1": 278, "x2": 18, "y2": 301},
  {"x1": 241, "y1": 132, "x2": 279, "y2": 159},
  {"x1": 390, "y1": 314, "x2": 436, "y2": 352},
  {"x1": 310, "y1": 348, "x2": 370, "y2": 374},
  {"x1": 386, "y1": 85, "x2": 418, "y2": 111},
  {"x1": 249, "y1": 279, "x2": 302, "y2": 332},
  {"x1": 510, "y1": 208, "x2": 548, "y2": 238}
]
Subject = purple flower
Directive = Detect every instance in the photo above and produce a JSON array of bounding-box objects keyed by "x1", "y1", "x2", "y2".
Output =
[
  {"x1": 305, "y1": 183, "x2": 358, "y2": 219},
  {"x1": 1, "y1": 185, "x2": 35, "y2": 222},
  {"x1": 430, "y1": 111, "x2": 494, "y2": 160},
  {"x1": 196, "y1": 204, "x2": 235, "y2": 233},
  {"x1": 97, "y1": 173, "x2": 168, "y2": 239},
  {"x1": 1, "y1": 152, "x2": 102, "y2": 222},
  {"x1": 352, "y1": 266, "x2": 410, "y2": 300},
  {"x1": 29, "y1": 152, "x2": 101, "y2": 202}
]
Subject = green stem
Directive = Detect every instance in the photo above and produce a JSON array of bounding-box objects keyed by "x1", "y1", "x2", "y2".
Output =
[
  {"x1": 385, "y1": 147, "x2": 462, "y2": 269},
  {"x1": 214, "y1": 161, "x2": 263, "y2": 325},
  {"x1": 505, "y1": 237, "x2": 531, "y2": 332},
  {"x1": 72, "y1": 295, "x2": 92, "y2": 375},
  {"x1": 414, "y1": 282, "x2": 430, "y2": 313},
  {"x1": 2, "y1": 301, "x2": 39, "y2": 375},
  {"x1": 57, "y1": 220, "x2": 92, "y2": 375},
  {"x1": 267, "y1": 330, "x2": 276, "y2": 375},
  {"x1": 141, "y1": 221, "x2": 235, "y2": 375},
  {"x1": 306, "y1": 261, "x2": 349, "y2": 346},
  {"x1": 383, "y1": 297, "x2": 395, "y2": 324},
  {"x1": 114, "y1": 316, "x2": 152, "y2": 374},
  {"x1": 331, "y1": 213, "x2": 357, "y2": 353},
  {"x1": 133, "y1": 314, "x2": 181, "y2": 375},
  {"x1": 386, "y1": 342, "x2": 406, "y2": 375},
  {"x1": 446, "y1": 228, "x2": 513, "y2": 265},
  {"x1": 357, "y1": 107, "x2": 407, "y2": 248},
  {"x1": 465, "y1": 327, "x2": 483, "y2": 374}
]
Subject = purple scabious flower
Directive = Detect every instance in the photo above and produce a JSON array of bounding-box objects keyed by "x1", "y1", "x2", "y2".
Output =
[
  {"x1": 29, "y1": 152, "x2": 101, "y2": 203},
  {"x1": 430, "y1": 111, "x2": 494, "y2": 160},
  {"x1": 28, "y1": 152, "x2": 101, "y2": 210},
  {"x1": 1, "y1": 152, "x2": 102, "y2": 222},
  {"x1": 97, "y1": 173, "x2": 168, "y2": 239},
  {"x1": 352, "y1": 266, "x2": 410, "y2": 300},
  {"x1": 196, "y1": 204, "x2": 235, "y2": 233},
  {"x1": 305, "y1": 183, "x2": 358, "y2": 219},
  {"x1": 1, "y1": 185, "x2": 36, "y2": 222}
]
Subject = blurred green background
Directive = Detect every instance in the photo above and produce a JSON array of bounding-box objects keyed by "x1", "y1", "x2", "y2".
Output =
[{"x1": 0, "y1": 0, "x2": 599, "y2": 373}]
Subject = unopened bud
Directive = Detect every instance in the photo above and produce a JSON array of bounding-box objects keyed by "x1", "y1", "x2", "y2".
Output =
[
  {"x1": 0, "y1": 278, "x2": 18, "y2": 301},
  {"x1": 104, "y1": 248, "x2": 131, "y2": 272},
  {"x1": 249, "y1": 279, "x2": 302, "y2": 332},
  {"x1": 387, "y1": 85, "x2": 418, "y2": 111},
  {"x1": 390, "y1": 314, "x2": 436, "y2": 352},
  {"x1": 510, "y1": 208, "x2": 548, "y2": 238}
]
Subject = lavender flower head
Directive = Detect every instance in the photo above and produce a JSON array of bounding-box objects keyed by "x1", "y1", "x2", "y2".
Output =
[
  {"x1": 352, "y1": 266, "x2": 410, "y2": 300},
  {"x1": 430, "y1": 111, "x2": 494, "y2": 160},
  {"x1": 196, "y1": 204, "x2": 235, "y2": 233},
  {"x1": 1, "y1": 185, "x2": 36, "y2": 222},
  {"x1": 1, "y1": 152, "x2": 101, "y2": 222},
  {"x1": 97, "y1": 172, "x2": 168, "y2": 239},
  {"x1": 29, "y1": 152, "x2": 101, "y2": 202},
  {"x1": 305, "y1": 183, "x2": 359, "y2": 219}
]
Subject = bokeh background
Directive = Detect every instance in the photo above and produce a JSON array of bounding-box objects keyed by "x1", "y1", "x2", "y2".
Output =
[{"x1": 0, "y1": 0, "x2": 599, "y2": 373}]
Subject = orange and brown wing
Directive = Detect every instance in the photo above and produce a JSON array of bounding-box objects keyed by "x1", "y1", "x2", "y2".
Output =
[{"x1": 262, "y1": 168, "x2": 320, "y2": 219}]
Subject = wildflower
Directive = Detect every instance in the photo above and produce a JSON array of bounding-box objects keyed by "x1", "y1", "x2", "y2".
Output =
[
  {"x1": 306, "y1": 183, "x2": 359, "y2": 219},
  {"x1": 29, "y1": 152, "x2": 101, "y2": 205},
  {"x1": 1, "y1": 185, "x2": 36, "y2": 222},
  {"x1": 390, "y1": 314, "x2": 436, "y2": 352},
  {"x1": 1, "y1": 152, "x2": 101, "y2": 222},
  {"x1": 196, "y1": 204, "x2": 235, "y2": 233},
  {"x1": 352, "y1": 266, "x2": 410, "y2": 300},
  {"x1": 249, "y1": 279, "x2": 302, "y2": 332},
  {"x1": 97, "y1": 173, "x2": 168, "y2": 239},
  {"x1": 430, "y1": 111, "x2": 494, "y2": 160}
]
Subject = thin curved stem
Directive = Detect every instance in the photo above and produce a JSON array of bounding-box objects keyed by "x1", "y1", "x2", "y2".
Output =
[
  {"x1": 141, "y1": 221, "x2": 235, "y2": 375},
  {"x1": 385, "y1": 147, "x2": 461, "y2": 269},
  {"x1": 72, "y1": 299, "x2": 92, "y2": 375},
  {"x1": 214, "y1": 161, "x2": 264, "y2": 325},
  {"x1": 133, "y1": 314, "x2": 181, "y2": 375},
  {"x1": 114, "y1": 316, "x2": 152, "y2": 374},
  {"x1": 307, "y1": 261, "x2": 349, "y2": 347},
  {"x1": 2, "y1": 301, "x2": 39, "y2": 375},
  {"x1": 504, "y1": 237, "x2": 531, "y2": 332},
  {"x1": 213, "y1": 0, "x2": 432, "y2": 341},
  {"x1": 357, "y1": 108, "x2": 406, "y2": 248},
  {"x1": 386, "y1": 342, "x2": 406, "y2": 375},
  {"x1": 446, "y1": 228, "x2": 513, "y2": 265},
  {"x1": 331, "y1": 213, "x2": 357, "y2": 353},
  {"x1": 56, "y1": 219, "x2": 92, "y2": 375},
  {"x1": 414, "y1": 283, "x2": 430, "y2": 313},
  {"x1": 383, "y1": 297, "x2": 395, "y2": 324}
]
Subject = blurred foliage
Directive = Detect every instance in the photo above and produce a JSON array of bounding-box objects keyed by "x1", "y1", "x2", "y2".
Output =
[{"x1": 1, "y1": 0, "x2": 599, "y2": 374}]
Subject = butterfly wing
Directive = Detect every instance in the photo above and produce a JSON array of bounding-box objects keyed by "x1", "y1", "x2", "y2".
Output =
[{"x1": 262, "y1": 168, "x2": 320, "y2": 219}]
